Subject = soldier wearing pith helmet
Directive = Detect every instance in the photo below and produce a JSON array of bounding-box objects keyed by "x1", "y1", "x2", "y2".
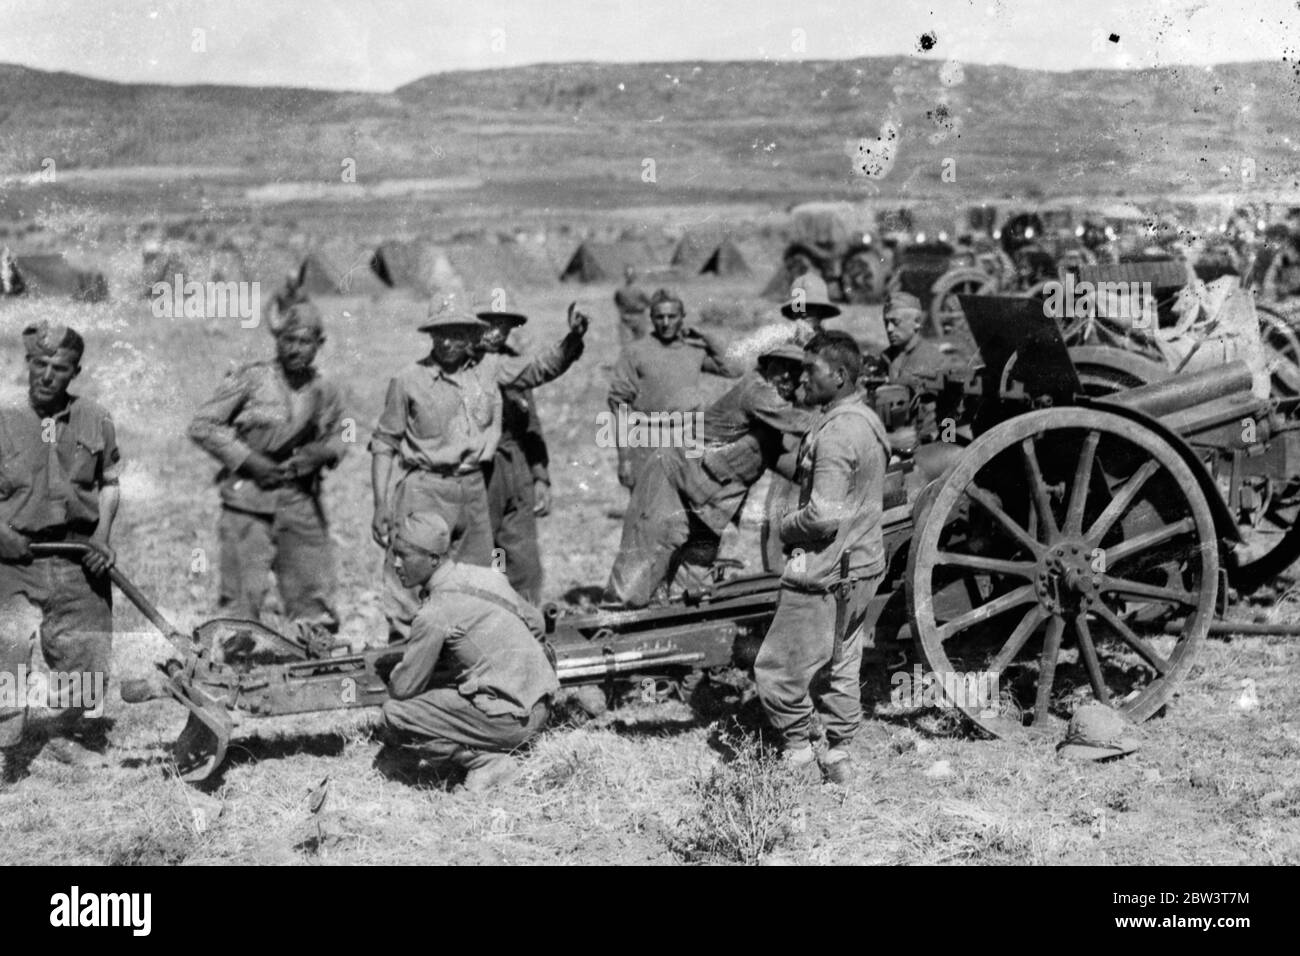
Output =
[
  {"x1": 476, "y1": 307, "x2": 553, "y2": 604},
  {"x1": 370, "y1": 295, "x2": 588, "y2": 641}
]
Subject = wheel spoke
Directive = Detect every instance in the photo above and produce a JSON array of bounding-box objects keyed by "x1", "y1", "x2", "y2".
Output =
[
  {"x1": 965, "y1": 486, "x2": 1043, "y2": 556},
  {"x1": 989, "y1": 604, "x2": 1048, "y2": 673},
  {"x1": 935, "y1": 552, "x2": 1037, "y2": 578},
  {"x1": 1065, "y1": 431, "x2": 1099, "y2": 535},
  {"x1": 1104, "y1": 517, "x2": 1196, "y2": 567},
  {"x1": 936, "y1": 584, "x2": 1039, "y2": 643},
  {"x1": 1074, "y1": 612, "x2": 1112, "y2": 705},
  {"x1": 1085, "y1": 459, "x2": 1160, "y2": 546},
  {"x1": 1092, "y1": 602, "x2": 1170, "y2": 676},
  {"x1": 1033, "y1": 615, "x2": 1065, "y2": 724},
  {"x1": 1020, "y1": 438, "x2": 1060, "y2": 542},
  {"x1": 1098, "y1": 574, "x2": 1197, "y2": 606}
]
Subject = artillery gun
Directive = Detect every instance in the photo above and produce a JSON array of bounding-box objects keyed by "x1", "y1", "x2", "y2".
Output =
[{"x1": 101, "y1": 294, "x2": 1300, "y2": 781}]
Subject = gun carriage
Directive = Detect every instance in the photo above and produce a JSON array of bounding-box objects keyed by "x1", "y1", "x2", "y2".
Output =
[{"x1": 95, "y1": 296, "x2": 1300, "y2": 782}]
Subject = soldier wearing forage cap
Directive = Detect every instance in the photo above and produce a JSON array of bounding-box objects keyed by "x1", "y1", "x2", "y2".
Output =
[
  {"x1": 604, "y1": 340, "x2": 814, "y2": 607},
  {"x1": 0, "y1": 322, "x2": 122, "y2": 776},
  {"x1": 370, "y1": 296, "x2": 588, "y2": 641},
  {"x1": 476, "y1": 309, "x2": 552, "y2": 604},
  {"x1": 377, "y1": 512, "x2": 556, "y2": 793},
  {"x1": 881, "y1": 290, "x2": 956, "y2": 442},
  {"x1": 606, "y1": 288, "x2": 740, "y2": 493},
  {"x1": 188, "y1": 301, "x2": 349, "y2": 632}
]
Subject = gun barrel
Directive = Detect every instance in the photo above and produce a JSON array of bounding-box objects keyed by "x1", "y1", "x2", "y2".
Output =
[
  {"x1": 557, "y1": 650, "x2": 706, "y2": 681},
  {"x1": 1105, "y1": 361, "x2": 1253, "y2": 419}
]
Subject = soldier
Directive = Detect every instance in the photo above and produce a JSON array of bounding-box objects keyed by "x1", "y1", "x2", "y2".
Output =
[
  {"x1": 378, "y1": 513, "x2": 555, "y2": 793},
  {"x1": 604, "y1": 341, "x2": 814, "y2": 607},
  {"x1": 370, "y1": 297, "x2": 588, "y2": 641},
  {"x1": 477, "y1": 309, "x2": 552, "y2": 604},
  {"x1": 188, "y1": 302, "x2": 348, "y2": 633},
  {"x1": 761, "y1": 276, "x2": 843, "y2": 574},
  {"x1": 265, "y1": 266, "x2": 308, "y2": 326},
  {"x1": 779, "y1": 273, "x2": 843, "y2": 343},
  {"x1": 754, "y1": 331, "x2": 889, "y2": 786},
  {"x1": 613, "y1": 266, "x2": 652, "y2": 347},
  {"x1": 881, "y1": 291, "x2": 957, "y2": 441},
  {"x1": 1, "y1": 323, "x2": 121, "y2": 776},
  {"x1": 607, "y1": 289, "x2": 739, "y2": 492}
]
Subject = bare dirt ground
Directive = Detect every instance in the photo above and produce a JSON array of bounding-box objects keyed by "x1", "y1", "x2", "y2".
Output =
[{"x1": 1, "y1": 266, "x2": 1297, "y2": 866}]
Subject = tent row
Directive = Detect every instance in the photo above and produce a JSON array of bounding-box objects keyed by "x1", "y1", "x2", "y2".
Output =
[
  {"x1": 559, "y1": 236, "x2": 754, "y2": 282},
  {"x1": 1, "y1": 250, "x2": 109, "y2": 303},
  {"x1": 3, "y1": 231, "x2": 762, "y2": 306}
]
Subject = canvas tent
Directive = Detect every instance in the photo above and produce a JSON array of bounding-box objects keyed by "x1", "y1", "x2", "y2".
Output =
[
  {"x1": 699, "y1": 238, "x2": 750, "y2": 276},
  {"x1": 296, "y1": 253, "x2": 345, "y2": 296},
  {"x1": 6, "y1": 252, "x2": 109, "y2": 302},
  {"x1": 670, "y1": 230, "x2": 720, "y2": 273},
  {"x1": 558, "y1": 241, "x2": 661, "y2": 283},
  {"x1": 371, "y1": 240, "x2": 462, "y2": 295}
]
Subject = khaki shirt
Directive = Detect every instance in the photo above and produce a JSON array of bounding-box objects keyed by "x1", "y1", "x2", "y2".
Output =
[
  {"x1": 370, "y1": 335, "x2": 582, "y2": 474},
  {"x1": 188, "y1": 361, "x2": 348, "y2": 515},
  {"x1": 885, "y1": 335, "x2": 948, "y2": 396},
  {"x1": 608, "y1": 336, "x2": 739, "y2": 414},
  {"x1": 0, "y1": 395, "x2": 122, "y2": 534},
  {"x1": 779, "y1": 396, "x2": 888, "y2": 591},
  {"x1": 389, "y1": 561, "x2": 559, "y2": 717}
]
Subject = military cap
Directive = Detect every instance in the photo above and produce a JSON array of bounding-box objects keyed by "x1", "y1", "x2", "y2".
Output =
[
  {"x1": 758, "y1": 341, "x2": 807, "y2": 364},
  {"x1": 1056, "y1": 703, "x2": 1140, "y2": 761},
  {"x1": 885, "y1": 291, "x2": 924, "y2": 319},
  {"x1": 394, "y1": 512, "x2": 452, "y2": 556},
  {"x1": 475, "y1": 310, "x2": 528, "y2": 328},
  {"x1": 22, "y1": 321, "x2": 84, "y2": 359},
  {"x1": 270, "y1": 301, "x2": 324, "y2": 338},
  {"x1": 419, "y1": 296, "x2": 489, "y2": 333},
  {"x1": 780, "y1": 273, "x2": 841, "y2": 321}
]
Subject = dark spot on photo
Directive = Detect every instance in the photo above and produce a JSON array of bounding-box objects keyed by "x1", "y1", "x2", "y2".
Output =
[
  {"x1": 1109, "y1": 33, "x2": 1120, "y2": 43},
  {"x1": 918, "y1": 31, "x2": 937, "y2": 52}
]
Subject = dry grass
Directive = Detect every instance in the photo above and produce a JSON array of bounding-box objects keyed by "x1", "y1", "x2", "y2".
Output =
[
  {"x1": 669, "y1": 724, "x2": 802, "y2": 865},
  {"x1": 0, "y1": 248, "x2": 1298, "y2": 866}
]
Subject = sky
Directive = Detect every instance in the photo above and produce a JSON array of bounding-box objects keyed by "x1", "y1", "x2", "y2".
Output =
[{"x1": 1, "y1": 0, "x2": 1297, "y2": 91}]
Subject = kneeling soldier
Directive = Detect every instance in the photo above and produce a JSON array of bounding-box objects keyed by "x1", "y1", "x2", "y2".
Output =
[
  {"x1": 1, "y1": 323, "x2": 122, "y2": 777},
  {"x1": 379, "y1": 513, "x2": 556, "y2": 792}
]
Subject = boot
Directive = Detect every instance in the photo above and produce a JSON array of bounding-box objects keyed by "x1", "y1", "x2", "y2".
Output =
[
  {"x1": 41, "y1": 737, "x2": 110, "y2": 768},
  {"x1": 457, "y1": 750, "x2": 520, "y2": 793},
  {"x1": 820, "y1": 745, "x2": 854, "y2": 786},
  {"x1": 1, "y1": 742, "x2": 37, "y2": 787},
  {"x1": 41, "y1": 712, "x2": 111, "y2": 768},
  {"x1": 781, "y1": 743, "x2": 820, "y2": 784}
]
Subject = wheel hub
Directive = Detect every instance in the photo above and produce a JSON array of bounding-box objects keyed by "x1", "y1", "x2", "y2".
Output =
[{"x1": 1035, "y1": 540, "x2": 1101, "y2": 614}]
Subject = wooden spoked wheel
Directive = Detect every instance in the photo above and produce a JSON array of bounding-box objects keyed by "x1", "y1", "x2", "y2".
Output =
[
  {"x1": 1066, "y1": 345, "x2": 1169, "y2": 397},
  {"x1": 929, "y1": 270, "x2": 994, "y2": 339},
  {"x1": 906, "y1": 408, "x2": 1218, "y2": 737},
  {"x1": 1258, "y1": 304, "x2": 1300, "y2": 400}
]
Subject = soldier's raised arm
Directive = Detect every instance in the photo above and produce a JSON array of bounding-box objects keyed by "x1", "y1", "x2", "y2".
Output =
[
  {"x1": 686, "y1": 327, "x2": 742, "y2": 378},
  {"x1": 493, "y1": 304, "x2": 589, "y2": 390}
]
